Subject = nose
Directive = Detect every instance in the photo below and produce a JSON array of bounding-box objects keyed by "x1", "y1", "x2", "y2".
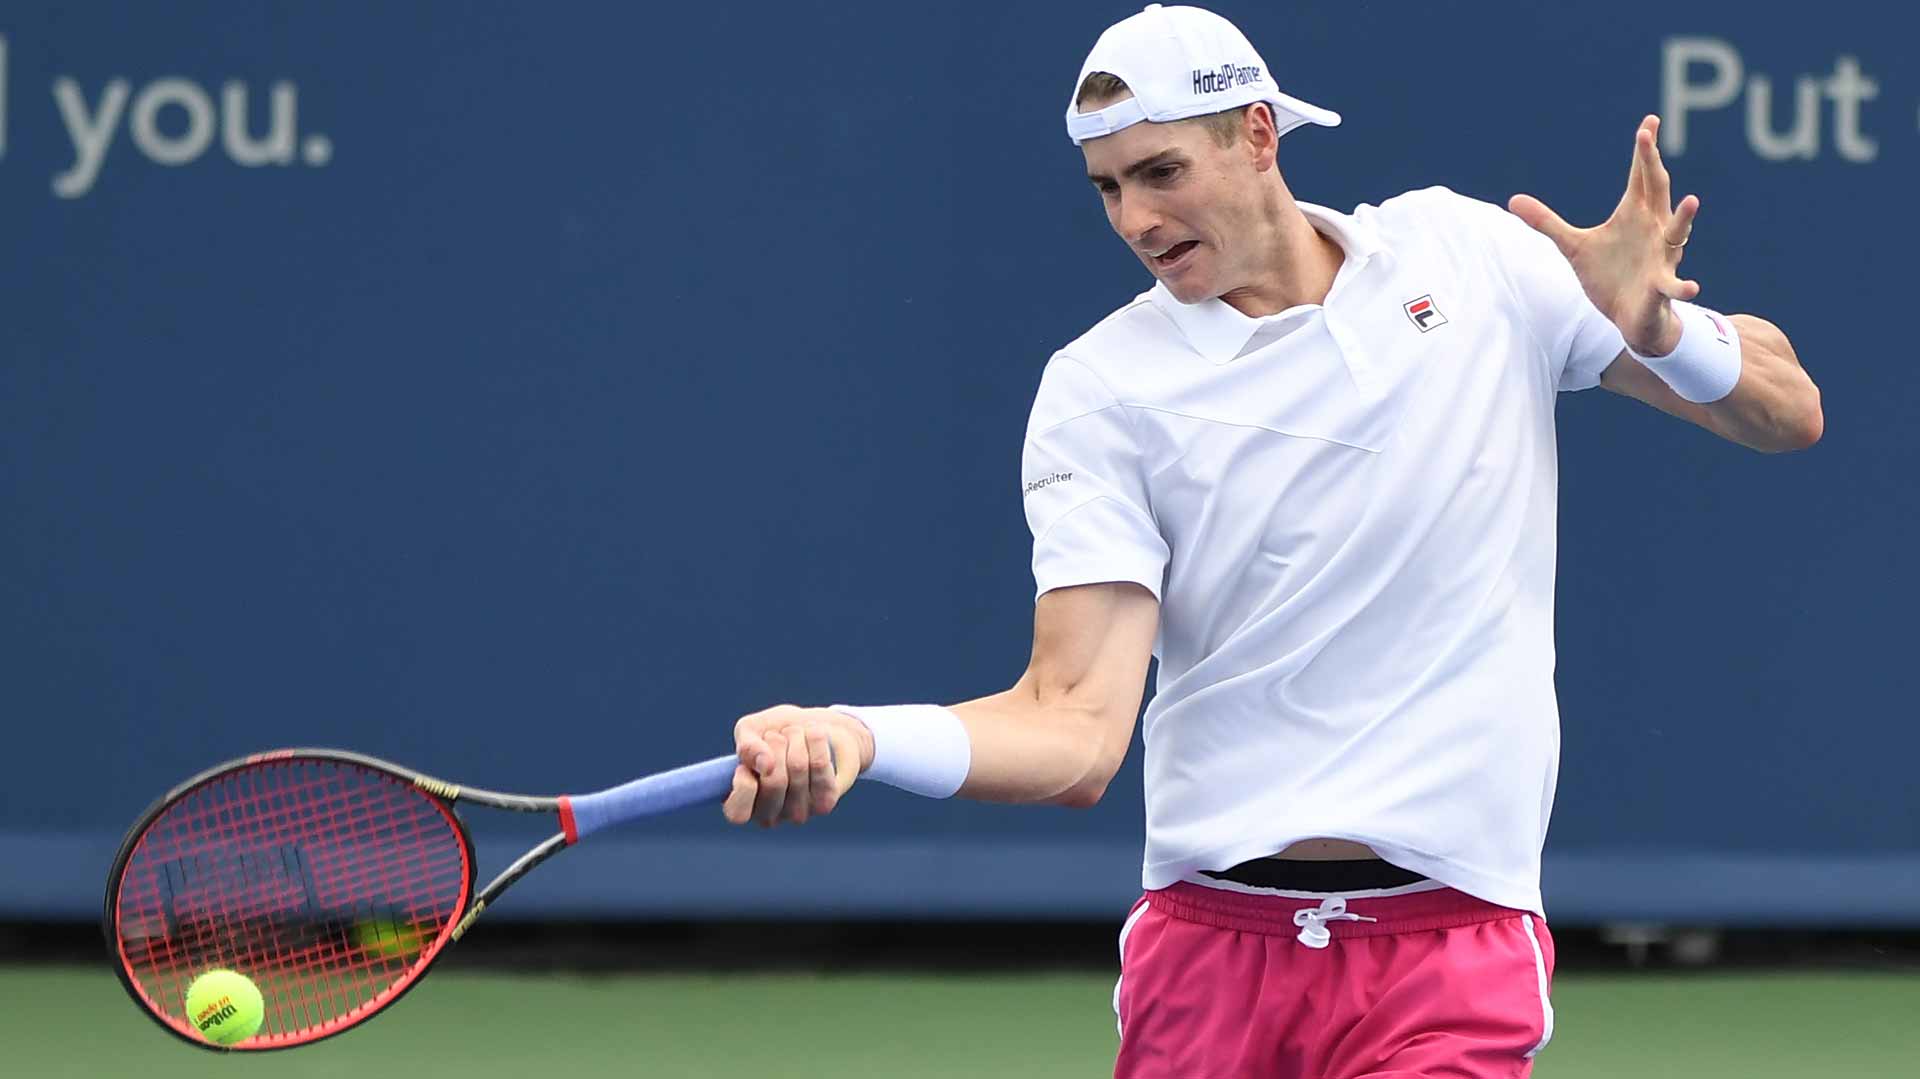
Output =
[{"x1": 1111, "y1": 192, "x2": 1162, "y2": 251}]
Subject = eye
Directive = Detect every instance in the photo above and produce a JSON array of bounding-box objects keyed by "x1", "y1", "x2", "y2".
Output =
[
  {"x1": 1094, "y1": 181, "x2": 1119, "y2": 196},
  {"x1": 1151, "y1": 164, "x2": 1180, "y2": 182}
]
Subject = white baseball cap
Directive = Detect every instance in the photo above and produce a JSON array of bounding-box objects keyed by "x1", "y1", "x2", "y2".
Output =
[{"x1": 1065, "y1": 4, "x2": 1341, "y2": 145}]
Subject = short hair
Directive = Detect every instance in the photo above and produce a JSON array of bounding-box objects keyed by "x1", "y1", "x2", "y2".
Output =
[{"x1": 1073, "y1": 72, "x2": 1248, "y2": 147}]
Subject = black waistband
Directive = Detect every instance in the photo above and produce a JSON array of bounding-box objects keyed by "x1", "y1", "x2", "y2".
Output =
[{"x1": 1201, "y1": 857, "x2": 1427, "y2": 892}]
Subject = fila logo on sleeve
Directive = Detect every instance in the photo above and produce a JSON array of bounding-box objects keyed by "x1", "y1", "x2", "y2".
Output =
[{"x1": 1403, "y1": 295, "x2": 1448, "y2": 333}]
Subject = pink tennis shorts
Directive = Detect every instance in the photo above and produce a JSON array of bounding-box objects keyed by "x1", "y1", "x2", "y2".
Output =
[{"x1": 1113, "y1": 881, "x2": 1555, "y2": 1078}]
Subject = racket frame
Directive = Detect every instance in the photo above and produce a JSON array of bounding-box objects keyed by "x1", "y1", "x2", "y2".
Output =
[{"x1": 102, "y1": 748, "x2": 574, "y2": 1053}]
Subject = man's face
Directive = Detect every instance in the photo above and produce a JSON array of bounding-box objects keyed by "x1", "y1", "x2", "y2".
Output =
[{"x1": 1081, "y1": 108, "x2": 1263, "y2": 304}]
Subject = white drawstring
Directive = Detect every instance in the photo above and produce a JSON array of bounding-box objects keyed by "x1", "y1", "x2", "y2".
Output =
[{"x1": 1292, "y1": 896, "x2": 1376, "y2": 949}]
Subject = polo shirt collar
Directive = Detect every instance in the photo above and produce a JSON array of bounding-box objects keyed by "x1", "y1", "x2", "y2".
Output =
[{"x1": 1149, "y1": 201, "x2": 1389, "y2": 365}]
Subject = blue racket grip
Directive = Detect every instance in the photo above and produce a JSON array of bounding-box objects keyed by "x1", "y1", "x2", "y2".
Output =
[{"x1": 562, "y1": 754, "x2": 739, "y2": 842}]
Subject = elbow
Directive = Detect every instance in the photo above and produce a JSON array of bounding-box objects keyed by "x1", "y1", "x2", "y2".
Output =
[
  {"x1": 1743, "y1": 317, "x2": 1822, "y2": 452},
  {"x1": 1059, "y1": 756, "x2": 1121, "y2": 806},
  {"x1": 1794, "y1": 397, "x2": 1824, "y2": 450},
  {"x1": 1057, "y1": 784, "x2": 1106, "y2": 810},
  {"x1": 1051, "y1": 708, "x2": 1127, "y2": 809},
  {"x1": 1771, "y1": 381, "x2": 1823, "y2": 452},
  {"x1": 1059, "y1": 752, "x2": 1121, "y2": 802}
]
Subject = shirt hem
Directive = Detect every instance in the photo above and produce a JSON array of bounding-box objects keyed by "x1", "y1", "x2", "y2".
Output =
[{"x1": 1144, "y1": 833, "x2": 1544, "y2": 917}]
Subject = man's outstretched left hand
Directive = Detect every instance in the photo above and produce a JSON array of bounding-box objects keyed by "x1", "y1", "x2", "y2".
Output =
[{"x1": 1509, "y1": 114, "x2": 1699, "y2": 357}]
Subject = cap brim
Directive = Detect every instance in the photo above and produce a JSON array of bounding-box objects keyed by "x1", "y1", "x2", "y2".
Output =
[{"x1": 1270, "y1": 91, "x2": 1341, "y2": 132}]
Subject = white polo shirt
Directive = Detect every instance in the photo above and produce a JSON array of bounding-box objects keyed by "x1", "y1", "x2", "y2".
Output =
[{"x1": 1020, "y1": 186, "x2": 1625, "y2": 915}]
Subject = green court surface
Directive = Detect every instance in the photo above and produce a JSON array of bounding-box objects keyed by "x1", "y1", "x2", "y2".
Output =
[{"x1": 7, "y1": 966, "x2": 1916, "y2": 1077}]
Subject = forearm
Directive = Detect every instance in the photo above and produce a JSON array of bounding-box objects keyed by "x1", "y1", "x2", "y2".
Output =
[
  {"x1": 828, "y1": 584, "x2": 1155, "y2": 812},
  {"x1": 733, "y1": 582, "x2": 1154, "y2": 827},
  {"x1": 948, "y1": 685, "x2": 1127, "y2": 808},
  {"x1": 1702, "y1": 315, "x2": 1823, "y2": 452},
  {"x1": 1602, "y1": 312, "x2": 1824, "y2": 453}
]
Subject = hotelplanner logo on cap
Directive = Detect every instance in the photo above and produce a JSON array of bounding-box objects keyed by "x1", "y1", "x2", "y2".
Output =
[{"x1": 1065, "y1": 4, "x2": 1341, "y2": 145}]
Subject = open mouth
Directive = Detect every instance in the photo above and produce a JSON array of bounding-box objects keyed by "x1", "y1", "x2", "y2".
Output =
[{"x1": 1154, "y1": 240, "x2": 1199, "y2": 268}]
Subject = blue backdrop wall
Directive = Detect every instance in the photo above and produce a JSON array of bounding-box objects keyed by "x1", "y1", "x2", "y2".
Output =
[{"x1": 2, "y1": 1, "x2": 1913, "y2": 924}]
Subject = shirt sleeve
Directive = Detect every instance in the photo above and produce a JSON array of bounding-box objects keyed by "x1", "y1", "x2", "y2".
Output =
[
  {"x1": 1021, "y1": 353, "x2": 1170, "y2": 601},
  {"x1": 1463, "y1": 193, "x2": 1627, "y2": 392}
]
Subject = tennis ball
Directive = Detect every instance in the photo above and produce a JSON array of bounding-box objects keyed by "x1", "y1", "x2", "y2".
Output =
[
  {"x1": 351, "y1": 917, "x2": 428, "y2": 958},
  {"x1": 184, "y1": 968, "x2": 264, "y2": 1046}
]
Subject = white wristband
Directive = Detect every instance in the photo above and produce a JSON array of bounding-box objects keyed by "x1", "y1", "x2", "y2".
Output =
[
  {"x1": 1628, "y1": 300, "x2": 1742, "y2": 404},
  {"x1": 830, "y1": 703, "x2": 971, "y2": 798}
]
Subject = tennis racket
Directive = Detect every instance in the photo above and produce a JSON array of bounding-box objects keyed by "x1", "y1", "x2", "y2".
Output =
[{"x1": 103, "y1": 747, "x2": 739, "y2": 1052}]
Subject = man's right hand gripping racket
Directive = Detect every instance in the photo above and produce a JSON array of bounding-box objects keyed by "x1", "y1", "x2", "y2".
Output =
[{"x1": 103, "y1": 748, "x2": 740, "y2": 1051}]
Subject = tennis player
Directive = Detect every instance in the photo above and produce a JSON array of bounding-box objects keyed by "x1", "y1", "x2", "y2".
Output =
[{"x1": 722, "y1": 5, "x2": 1822, "y2": 1076}]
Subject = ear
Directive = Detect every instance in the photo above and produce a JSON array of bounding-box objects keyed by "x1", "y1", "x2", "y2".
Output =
[{"x1": 1243, "y1": 103, "x2": 1279, "y2": 171}]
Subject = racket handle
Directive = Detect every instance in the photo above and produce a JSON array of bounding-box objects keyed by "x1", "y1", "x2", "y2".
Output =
[{"x1": 564, "y1": 755, "x2": 738, "y2": 841}]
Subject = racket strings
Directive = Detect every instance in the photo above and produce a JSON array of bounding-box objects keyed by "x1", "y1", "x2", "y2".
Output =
[{"x1": 114, "y1": 758, "x2": 470, "y2": 1045}]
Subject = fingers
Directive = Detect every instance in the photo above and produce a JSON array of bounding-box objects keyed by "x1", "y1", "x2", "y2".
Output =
[
  {"x1": 1631, "y1": 117, "x2": 1666, "y2": 201},
  {"x1": 1667, "y1": 193, "x2": 1700, "y2": 248},
  {"x1": 730, "y1": 710, "x2": 790, "y2": 827},
  {"x1": 725, "y1": 718, "x2": 767, "y2": 826},
  {"x1": 827, "y1": 723, "x2": 862, "y2": 799},
  {"x1": 734, "y1": 715, "x2": 775, "y2": 778},
  {"x1": 1626, "y1": 121, "x2": 1650, "y2": 203},
  {"x1": 1640, "y1": 116, "x2": 1673, "y2": 209},
  {"x1": 724, "y1": 708, "x2": 856, "y2": 829},
  {"x1": 1660, "y1": 274, "x2": 1702, "y2": 301},
  {"x1": 751, "y1": 729, "x2": 790, "y2": 826},
  {"x1": 806, "y1": 724, "x2": 838, "y2": 816},
  {"x1": 1507, "y1": 194, "x2": 1579, "y2": 253},
  {"x1": 1662, "y1": 194, "x2": 1699, "y2": 301},
  {"x1": 722, "y1": 763, "x2": 757, "y2": 825},
  {"x1": 781, "y1": 723, "x2": 812, "y2": 824},
  {"x1": 778, "y1": 720, "x2": 843, "y2": 821}
]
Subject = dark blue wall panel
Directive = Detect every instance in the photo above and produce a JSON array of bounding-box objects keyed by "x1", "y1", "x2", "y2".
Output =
[{"x1": 2, "y1": 1, "x2": 1913, "y2": 922}]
